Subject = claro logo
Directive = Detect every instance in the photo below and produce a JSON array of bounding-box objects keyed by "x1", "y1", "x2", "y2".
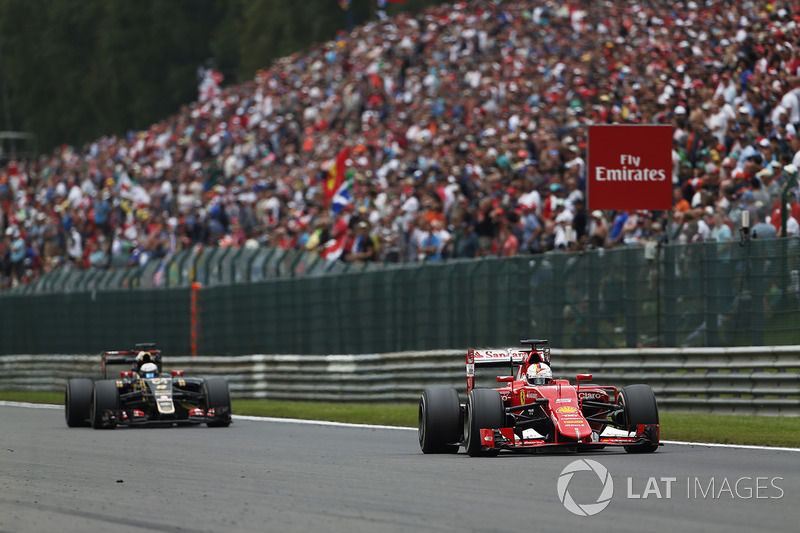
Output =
[{"x1": 594, "y1": 155, "x2": 666, "y2": 181}]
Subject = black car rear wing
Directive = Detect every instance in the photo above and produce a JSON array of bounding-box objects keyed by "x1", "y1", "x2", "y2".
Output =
[{"x1": 101, "y1": 344, "x2": 161, "y2": 379}]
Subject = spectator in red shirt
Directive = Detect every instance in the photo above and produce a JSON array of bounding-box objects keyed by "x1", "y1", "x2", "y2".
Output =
[{"x1": 493, "y1": 223, "x2": 519, "y2": 257}]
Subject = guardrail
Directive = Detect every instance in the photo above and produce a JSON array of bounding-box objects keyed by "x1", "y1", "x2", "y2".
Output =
[{"x1": 1, "y1": 347, "x2": 798, "y2": 416}]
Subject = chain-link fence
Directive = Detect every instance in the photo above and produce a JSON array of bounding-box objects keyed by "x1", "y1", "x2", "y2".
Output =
[{"x1": 1, "y1": 238, "x2": 798, "y2": 355}]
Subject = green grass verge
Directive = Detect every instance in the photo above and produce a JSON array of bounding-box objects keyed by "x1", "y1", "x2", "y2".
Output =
[
  {"x1": 3, "y1": 391, "x2": 799, "y2": 448},
  {"x1": 0, "y1": 390, "x2": 64, "y2": 405},
  {"x1": 233, "y1": 399, "x2": 416, "y2": 427},
  {"x1": 658, "y1": 412, "x2": 800, "y2": 448}
]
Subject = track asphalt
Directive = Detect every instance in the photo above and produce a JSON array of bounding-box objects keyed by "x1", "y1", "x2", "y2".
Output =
[{"x1": 1, "y1": 404, "x2": 797, "y2": 532}]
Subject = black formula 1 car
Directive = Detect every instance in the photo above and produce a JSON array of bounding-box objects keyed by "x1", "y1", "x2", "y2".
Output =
[{"x1": 65, "y1": 343, "x2": 232, "y2": 429}]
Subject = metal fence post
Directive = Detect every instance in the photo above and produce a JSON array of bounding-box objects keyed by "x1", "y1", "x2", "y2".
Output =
[{"x1": 191, "y1": 282, "x2": 202, "y2": 356}]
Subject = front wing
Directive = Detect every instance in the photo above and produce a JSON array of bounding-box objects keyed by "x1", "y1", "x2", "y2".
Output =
[
  {"x1": 479, "y1": 424, "x2": 661, "y2": 452},
  {"x1": 102, "y1": 405, "x2": 227, "y2": 427}
]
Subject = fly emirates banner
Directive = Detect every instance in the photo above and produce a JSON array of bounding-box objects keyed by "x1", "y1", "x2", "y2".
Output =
[{"x1": 587, "y1": 125, "x2": 673, "y2": 211}]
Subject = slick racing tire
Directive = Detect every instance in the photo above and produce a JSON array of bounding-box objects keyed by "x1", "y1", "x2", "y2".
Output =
[
  {"x1": 65, "y1": 378, "x2": 93, "y2": 428},
  {"x1": 418, "y1": 387, "x2": 461, "y2": 454},
  {"x1": 91, "y1": 380, "x2": 120, "y2": 430},
  {"x1": 619, "y1": 384, "x2": 659, "y2": 453},
  {"x1": 464, "y1": 389, "x2": 504, "y2": 457},
  {"x1": 203, "y1": 378, "x2": 232, "y2": 427}
]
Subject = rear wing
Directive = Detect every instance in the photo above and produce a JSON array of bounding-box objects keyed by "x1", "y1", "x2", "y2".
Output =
[
  {"x1": 466, "y1": 348, "x2": 528, "y2": 393},
  {"x1": 469, "y1": 349, "x2": 528, "y2": 366},
  {"x1": 101, "y1": 344, "x2": 161, "y2": 379},
  {"x1": 466, "y1": 340, "x2": 551, "y2": 393}
]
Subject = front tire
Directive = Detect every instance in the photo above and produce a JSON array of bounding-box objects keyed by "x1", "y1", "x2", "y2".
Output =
[
  {"x1": 464, "y1": 389, "x2": 504, "y2": 457},
  {"x1": 204, "y1": 378, "x2": 232, "y2": 427},
  {"x1": 91, "y1": 380, "x2": 119, "y2": 429},
  {"x1": 418, "y1": 387, "x2": 461, "y2": 454},
  {"x1": 65, "y1": 378, "x2": 93, "y2": 427},
  {"x1": 619, "y1": 384, "x2": 659, "y2": 453}
]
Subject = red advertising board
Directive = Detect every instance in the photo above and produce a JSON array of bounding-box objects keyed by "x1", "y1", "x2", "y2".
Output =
[{"x1": 587, "y1": 125, "x2": 673, "y2": 211}]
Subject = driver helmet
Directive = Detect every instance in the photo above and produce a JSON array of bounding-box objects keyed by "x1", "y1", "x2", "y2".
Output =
[
  {"x1": 140, "y1": 362, "x2": 159, "y2": 379},
  {"x1": 526, "y1": 363, "x2": 552, "y2": 385},
  {"x1": 135, "y1": 351, "x2": 153, "y2": 369}
]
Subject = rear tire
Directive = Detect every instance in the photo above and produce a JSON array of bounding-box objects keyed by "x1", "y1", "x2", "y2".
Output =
[
  {"x1": 619, "y1": 384, "x2": 659, "y2": 453},
  {"x1": 92, "y1": 380, "x2": 119, "y2": 429},
  {"x1": 65, "y1": 378, "x2": 93, "y2": 427},
  {"x1": 204, "y1": 378, "x2": 232, "y2": 427},
  {"x1": 418, "y1": 387, "x2": 461, "y2": 454},
  {"x1": 464, "y1": 389, "x2": 504, "y2": 457}
]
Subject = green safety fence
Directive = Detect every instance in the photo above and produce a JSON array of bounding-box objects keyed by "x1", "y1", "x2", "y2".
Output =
[
  {"x1": 0, "y1": 288, "x2": 191, "y2": 355},
  {"x1": 1, "y1": 238, "x2": 799, "y2": 355}
]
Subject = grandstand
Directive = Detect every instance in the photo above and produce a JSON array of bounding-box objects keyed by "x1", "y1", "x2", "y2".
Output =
[{"x1": 1, "y1": 0, "x2": 800, "y2": 292}]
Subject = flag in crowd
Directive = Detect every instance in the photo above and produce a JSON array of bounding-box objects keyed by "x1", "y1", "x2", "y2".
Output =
[
  {"x1": 323, "y1": 147, "x2": 350, "y2": 207},
  {"x1": 331, "y1": 170, "x2": 355, "y2": 215}
]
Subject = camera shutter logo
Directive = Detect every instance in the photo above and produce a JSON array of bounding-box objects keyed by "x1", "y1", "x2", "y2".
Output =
[{"x1": 557, "y1": 459, "x2": 614, "y2": 516}]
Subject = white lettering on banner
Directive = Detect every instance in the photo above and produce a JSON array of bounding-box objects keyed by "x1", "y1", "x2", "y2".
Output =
[
  {"x1": 620, "y1": 154, "x2": 640, "y2": 166},
  {"x1": 593, "y1": 153, "x2": 666, "y2": 182},
  {"x1": 595, "y1": 167, "x2": 667, "y2": 181}
]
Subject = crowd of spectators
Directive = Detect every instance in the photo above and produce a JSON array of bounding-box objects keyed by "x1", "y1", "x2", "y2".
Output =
[{"x1": 3, "y1": 0, "x2": 800, "y2": 290}]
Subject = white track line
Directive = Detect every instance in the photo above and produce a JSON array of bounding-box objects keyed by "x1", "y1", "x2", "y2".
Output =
[
  {"x1": 660, "y1": 440, "x2": 800, "y2": 452},
  {"x1": 232, "y1": 414, "x2": 413, "y2": 431},
  {"x1": 1, "y1": 400, "x2": 61, "y2": 410},
  {"x1": 5, "y1": 401, "x2": 799, "y2": 452}
]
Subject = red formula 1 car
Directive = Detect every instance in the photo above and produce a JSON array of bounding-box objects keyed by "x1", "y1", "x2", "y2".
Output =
[
  {"x1": 418, "y1": 339, "x2": 660, "y2": 456},
  {"x1": 65, "y1": 343, "x2": 232, "y2": 429}
]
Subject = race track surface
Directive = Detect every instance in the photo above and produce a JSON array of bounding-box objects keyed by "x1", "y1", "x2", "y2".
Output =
[{"x1": 1, "y1": 404, "x2": 797, "y2": 533}]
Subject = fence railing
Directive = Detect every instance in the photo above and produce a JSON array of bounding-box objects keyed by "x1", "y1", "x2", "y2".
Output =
[{"x1": 2, "y1": 347, "x2": 798, "y2": 416}]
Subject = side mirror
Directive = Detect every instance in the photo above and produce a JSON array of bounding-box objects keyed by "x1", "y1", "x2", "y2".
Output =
[
  {"x1": 576, "y1": 374, "x2": 592, "y2": 382},
  {"x1": 171, "y1": 370, "x2": 184, "y2": 377},
  {"x1": 496, "y1": 376, "x2": 514, "y2": 383}
]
